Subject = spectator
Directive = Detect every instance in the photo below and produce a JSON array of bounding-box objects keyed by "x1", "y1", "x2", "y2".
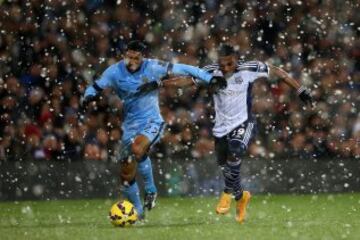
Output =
[{"x1": 0, "y1": 0, "x2": 358, "y2": 161}]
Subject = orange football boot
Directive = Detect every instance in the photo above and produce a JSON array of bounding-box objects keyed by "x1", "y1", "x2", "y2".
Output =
[
  {"x1": 216, "y1": 192, "x2": 232, "y2": 214},
  {"x1": 235, "y1": 191, "x2": 251, "y2": 223}
]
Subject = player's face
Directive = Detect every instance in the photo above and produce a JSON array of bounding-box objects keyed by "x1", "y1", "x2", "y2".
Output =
[
  {"x1": 219, "y1": 55, "x2": 237, "y2": 75},
  {"x1": 124, "y1": 50, "x2": 143, "y2": 72}
]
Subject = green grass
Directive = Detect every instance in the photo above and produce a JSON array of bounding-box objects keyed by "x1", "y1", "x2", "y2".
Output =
[{"x1": 0, "y1": 193, "x2": 359, "y2": 240}]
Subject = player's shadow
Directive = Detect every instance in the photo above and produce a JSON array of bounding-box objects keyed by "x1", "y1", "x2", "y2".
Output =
[
  {"x1": 1, "y1": 217, "x2": 219, "y2": 229},
  {"x1": 0, "y1": 221, "x2": 108, "y2": 229},
  {"x1": 136, "y1": 220, "x2": 214, "y2": 229},
  {"x1": 1, "y1": 221, "x2": 209, "y2": 229}
]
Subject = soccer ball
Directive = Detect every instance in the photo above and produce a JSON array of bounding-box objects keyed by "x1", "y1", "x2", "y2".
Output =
[{"x1": 109, "y1": 200, "x2": 138, "y2": 227}]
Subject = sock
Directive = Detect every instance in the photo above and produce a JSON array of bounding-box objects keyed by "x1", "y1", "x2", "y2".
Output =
[
  {"x1": 226, "y1": 160, "x2": 243, "y2": 201},
  {"x1": 220, "y1": 164, "x2": 233, "y2": 194},
  {"x1": 121, "y1": 179, "x2": 143, "y2": 216},
  {"x1": 137, "y1": 155, "x2": 157, "y2": 194}
]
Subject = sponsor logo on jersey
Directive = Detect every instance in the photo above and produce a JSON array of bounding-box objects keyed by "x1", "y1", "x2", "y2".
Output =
[
  {"x1": 219, "y1": 89, "x2": 243, "y2": 96},
  {"x1": 234, "y1": 76, "x2": 243, "y2": 84}
]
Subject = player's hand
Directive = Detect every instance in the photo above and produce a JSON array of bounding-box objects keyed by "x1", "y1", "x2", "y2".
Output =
[
  {"x1": 297, "y1": 86, "x2": 314, "y2": 107},
  {"x1": 78, "y1": 95, "x2": 100, "y2": 121},
  {"x1": 208, "y1": 76, "x2": 227, "y2": 93},
  {"x1": 136, "y1": 81, "x2": 161, "y2": 94},
  {"x1": 81, "y1": 95, "x2": 99, "y2": 108}
]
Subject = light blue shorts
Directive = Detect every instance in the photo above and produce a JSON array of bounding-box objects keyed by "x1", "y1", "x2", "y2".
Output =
[{"x1": 120, "y1": 120, "x2": 166, "y2": 159}]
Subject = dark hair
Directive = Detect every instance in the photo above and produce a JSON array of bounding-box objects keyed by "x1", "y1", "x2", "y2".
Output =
[
  {"x1": 126, "y1": 40, "x2": 146, "y2": 53},
  {"x1": 218, "y1": 44, "x2": 237, "y2": 57}
]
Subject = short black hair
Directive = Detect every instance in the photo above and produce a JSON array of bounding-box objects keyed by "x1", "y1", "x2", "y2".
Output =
[
  {"x1": 126, "y1": 40, "x2": 146, "y2": 53},
  {"x1": 218, "y1": 44, "x2": 237, "y2": 57}
]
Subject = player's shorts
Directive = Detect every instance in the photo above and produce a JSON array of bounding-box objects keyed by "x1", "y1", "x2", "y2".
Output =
[
  {"x1": 215, "y1": 119, "x2": 257, "y2": 165},
  {"x1": 120, "y1": 120, "x2": 166, "y2": 160}
]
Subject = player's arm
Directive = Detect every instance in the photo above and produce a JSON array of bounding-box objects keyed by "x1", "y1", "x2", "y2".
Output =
[
  {"x1": 162, "y1": 76, "x2": 195, "y2": 88},
  {"x1": 268, "y1": 64, "x2": 301, "y2": 89},
  {"x1": 158, "y1": 65, "x2": 223, "y2": 94},
  {"x1": 137, "y1": 61, "x2": 226, "y2": 93},
  {"x1": 268, "y1": 64, "x2": 313, "y2": 107},
  {"x1": 169, "y1": 63, "x2": 213, "y2": 84},
  {"x1": 83, "y1": 65, "x2": 116, "y2": 106}
]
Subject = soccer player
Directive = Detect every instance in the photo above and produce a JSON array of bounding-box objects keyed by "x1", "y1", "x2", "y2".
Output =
[
  {"x1": 154, "y1": 44, "x2": 313, "y2": 223},
  {"x1": 82, "y1": 40, "x2": 226, "y2": 219}
]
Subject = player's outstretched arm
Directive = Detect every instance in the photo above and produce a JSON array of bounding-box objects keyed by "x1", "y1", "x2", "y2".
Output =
[
  {"x1": 82, "y1": 65, "x2": 116, "y2": 107},
  {"x1": 136, "y1": 75, "x2": 197, "y2": 94},
  {"x1": 171, "y1": 63, "x2": 226, "y2": 90},
  {"x1": 162, "y1": 76, "x2": 195, "y2": 88},
  {"x1": 136, "y1": 61, "x2": 226, "y2": 95},
  {"x1": 268, "y1": 64, "x2": 314, "y2": 107}
]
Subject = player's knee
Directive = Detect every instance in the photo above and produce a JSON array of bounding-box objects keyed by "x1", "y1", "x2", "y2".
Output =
[
  {"x1": 131, "y1": 143, "x2": 145, "y2": 160},
  {"x1": 120, "y1": 163, "x2": 136, "y2": 184},
  {"x1": 120, "y1": 171, "x2": 135, "y2": 185},
  {"x1": 131, "y1": 136, "x2": 149, "y2": 161},
  {"x1": 228, "y1": 139, "x2": 247, "y2": 159}
]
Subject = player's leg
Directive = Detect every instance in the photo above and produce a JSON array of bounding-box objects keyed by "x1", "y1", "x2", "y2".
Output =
[
  {"x1": 119, "y1": 134, "x2": 151, "y2": 219},
  {"x1": 227, "y1": 120, "x2": 256, "y2": 223},
  {"x1": 137, "y1": 122, "x2": 165, "y2": 211},
  {"x1": 119, "y1": 159, "x2": 144, "y2": 217},
  {"x1": 132, "y1": 134, "x2": 157, "y2": 211},
  {"x1": 138, "y1": 155, "x2": 156, "y2": 193},
  {"x1": 138, "y1": 154, "x2": 157, "y2": 210},
  {"x1": 215, "y1": 136, "x2": 233, "y2": 214}
]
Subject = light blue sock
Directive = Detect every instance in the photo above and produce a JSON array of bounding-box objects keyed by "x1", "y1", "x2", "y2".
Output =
[
  {"x1": 121, "y1": 181, "x2": 143, "y2": 216},
  {"x1": 137, "y1": 156, "x2": 157, "y2": 193}
]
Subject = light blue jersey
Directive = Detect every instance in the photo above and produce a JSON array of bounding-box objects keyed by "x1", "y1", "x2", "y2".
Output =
[{"x1": 84, "y1": 58, "x2": 212, "y2": 146}]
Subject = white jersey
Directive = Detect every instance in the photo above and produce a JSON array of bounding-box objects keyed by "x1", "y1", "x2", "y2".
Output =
[{"x1": 203, "y1": 61, "x2": 269, "y2": 138}]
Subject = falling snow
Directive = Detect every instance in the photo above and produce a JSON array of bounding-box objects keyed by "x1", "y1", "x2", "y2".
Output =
[{"x1": 0, "y1": 1, "x2": 359, "y2": 238}]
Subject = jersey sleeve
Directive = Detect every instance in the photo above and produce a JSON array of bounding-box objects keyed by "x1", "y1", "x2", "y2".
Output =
[
  {"x1": 84, "y1": 65, "x2": 116, "y2": 97},
  {"x1": 170, "y1": 63, "x2": 212, "y2": 84},
  {"x1": 148, "y1": 60, "x2": 172, "y2": 82},
  {"x1": 149, "y1": 59, "x2": 213, "y2": 84},
  {"x1": 192, "y1": 64, "x2": 219, "y2": 85},
  {"x1": 238, "y1": 61, "x2": 269, "y2": 83}
]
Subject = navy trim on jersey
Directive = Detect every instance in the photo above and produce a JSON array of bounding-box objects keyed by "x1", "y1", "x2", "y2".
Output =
[
  {"x1": 246, "y1": 82, "x2": 253, "y2": 120},
  {"x1": 203, "y1": 64, "x2": 218, "y2": 73},
  {"x1": 166, "y1": 63, "x2": 173, "y2": 76},
  {"x1": 149, "y1": 122, "x2": 166, "y2": 147},
  {"x1": 93, "y1": 82, "x2": 103, "y2": 92},
  {"x1": 139, "y1": 154, "x2": 149, "y2": 162},
  {"x1": 203, "y1": 64, "x2": 219, "y2": 68},
  {"x1": 237, "y1": 66, "x2": 258, "y2": 72},
  {"x1": 237, "y1": 61, "x2": 268, "y2": 73},
  {"x1": 204, "y1": 61, "x2": 266, "y2": 73},
  {"x1": 259, "y1": 63, "x2": 269, "y2": 73},
  {"x1": 194, "y1": 65, "x2": 216, "y2": 85}
]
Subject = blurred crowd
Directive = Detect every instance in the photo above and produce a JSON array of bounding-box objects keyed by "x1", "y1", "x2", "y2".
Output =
[{"x1": 0, "y1": 0, "x2": 359, "y2": 162}]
